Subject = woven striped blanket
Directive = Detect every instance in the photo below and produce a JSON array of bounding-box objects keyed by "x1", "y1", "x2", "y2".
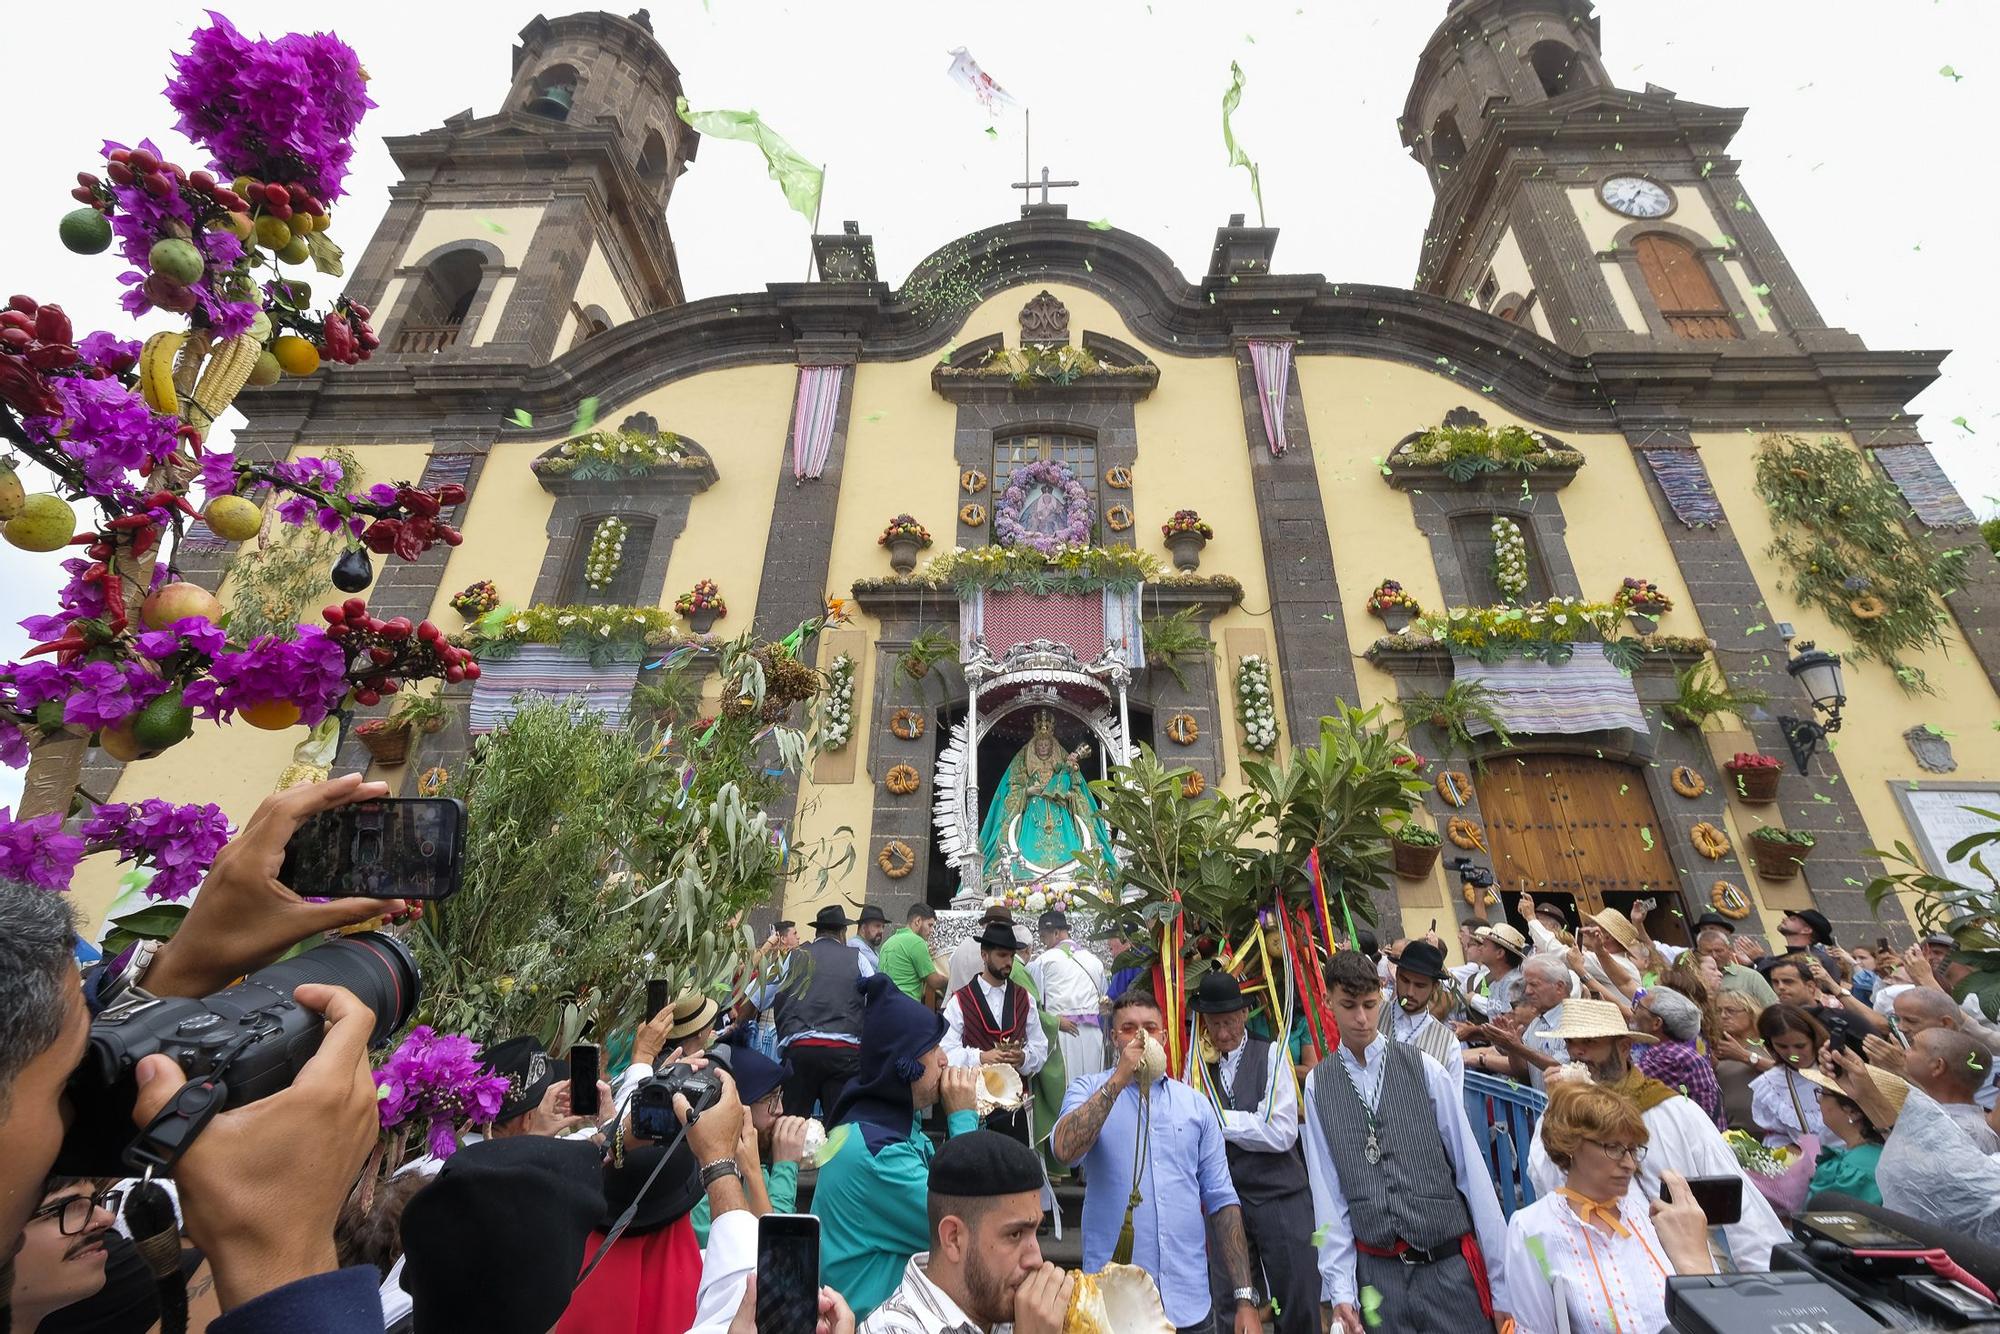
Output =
[
  {"x1": 1454, "y1": 653, "x2": 1648, "y2": 737},
  {"x1": 467, "y1": 645, "x2": 644, "y2": 734}
]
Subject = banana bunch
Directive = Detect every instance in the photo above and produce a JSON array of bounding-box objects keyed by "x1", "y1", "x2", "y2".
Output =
[
  {"x1": 139, "y1": 330, "x2": 187, "y2": 415},
  {"x1": 138, "y1": 330, "x2": 266, "y2": 431}
]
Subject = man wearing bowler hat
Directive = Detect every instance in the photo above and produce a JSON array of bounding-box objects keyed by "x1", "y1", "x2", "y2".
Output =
[
  {"x1": 853, "y1": 902, "x2": 892, "y2": 973},
  {"x1": 941, "y1": 920, "x2": 1048, "y2": 1149},
  {"x1": 770, "y1": 903, "x2": 868, "y2": 1116},
  {"x1": 1194, "y1": 969, "x2": 1319, "y2": 1334},
  {"x1": 1386, "y1": 940, "x2": 1465, "y2": 1092}
]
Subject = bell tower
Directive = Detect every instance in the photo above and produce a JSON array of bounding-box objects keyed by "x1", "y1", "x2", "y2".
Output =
[
  {"x1": 344, "y1": 9, "x2": 699, "y2": 367},
  {"x1": 1401, "y1": 0, "x2": 1860, "y2": 356}
]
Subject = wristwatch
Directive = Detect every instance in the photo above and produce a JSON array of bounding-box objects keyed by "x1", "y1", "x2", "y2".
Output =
[
  {"x1": 699, "y1": 1158, "x2": 743, "y2": 1189},
  {"x1": 1232, "y1": 1287, "x2": 1257, "y2": 1305}
]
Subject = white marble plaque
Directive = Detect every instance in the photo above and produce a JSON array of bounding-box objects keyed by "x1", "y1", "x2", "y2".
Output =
[{"x1": 1890, "y1": 781, "x2": 2000, "y2": 883}]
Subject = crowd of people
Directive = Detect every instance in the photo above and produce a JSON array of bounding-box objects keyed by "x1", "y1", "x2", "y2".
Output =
[{"x1": 5, "y1": 776, "x2": 2000, "y2": 1334}]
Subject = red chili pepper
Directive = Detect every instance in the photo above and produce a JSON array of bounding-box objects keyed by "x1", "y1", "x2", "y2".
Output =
[{"x1": 21, "y1": 630, "x2": 88, "y2": 660}]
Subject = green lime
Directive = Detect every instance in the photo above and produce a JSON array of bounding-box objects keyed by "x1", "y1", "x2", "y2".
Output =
[
  {"x1": 60, "y1": 207, "x2": 112, "y2": 255},
  {"x1": 131, "y1": 689, "x2": 195, "y2": 751}
]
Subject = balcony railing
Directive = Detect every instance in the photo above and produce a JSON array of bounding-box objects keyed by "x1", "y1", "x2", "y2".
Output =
[{"x1": 391, "y1": 323, "x2": 463, "y2": 354}]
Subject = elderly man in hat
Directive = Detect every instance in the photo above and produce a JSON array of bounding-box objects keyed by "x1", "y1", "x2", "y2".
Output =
[
  {"x1": 1031, "y1": 908, "x2": 1107, "y2": 1085},
  {"x1": 769, "y1": 903, "x2": 870, "y2": 1116},
  {"x1": 625, "y1": 992, "x2": 721, "y2": 1094},
  {"x1": 815, "y1": 975, "x2": 982, "y2": 1319},
  {"x1": 1524, "y1": 998, "x2": 1786, "y2": 1270},
  {"x1": 1303, "y1": 951, "x2": 1511, "y2": 1334},
  {"x1": 862, "y1": 1130, "x2": 1075, "y2": 1334},
  {"x1": 1477, "y1": 954, "x2": 1577, "y2": 1092},
  {"x1": 1462, "y1": 922, "x2": 1529, "y2": 1020},
  {"x1": 853, "y1": 902, "x2": 892, "y2": 973},
  {"x1": 1387, "y1": 939, "x2": 1464, "y2": 1092},
  {"x1": 942, "y1": 919, "x2": 1049, "y2": 1149},
  {"x1": 1192, "y1": 970, "x2": 1319, "y2": 1334},
  {"x1": 1689, "y1": 910, "x2": 1778, "y2": 1006}
]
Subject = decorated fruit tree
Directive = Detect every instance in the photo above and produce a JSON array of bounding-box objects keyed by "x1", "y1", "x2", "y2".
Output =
[{"x1": 0, "y1": 16, "x2": 474, "y2": 903}]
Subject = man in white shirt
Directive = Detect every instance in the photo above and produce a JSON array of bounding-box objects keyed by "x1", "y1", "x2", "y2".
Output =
[
  {"x1": 852, "y1": 902, "x2": 891, "y2": 973},
  {"x1": 941, "y1": 920, "x2": 1048, "y2": 1150},
  {"x1": 1481, "y1": 953, "x2": 1574, "y2": 1091},
  {"x1": 1030, "y1": 909, "x2": 1107, "y2": 1085},
  {"x1": 1386, "y1": 941, "x2": 1465, "y2": 1093},
  {"x1": 1193, "y1": 970, "x2": 1320, "y2": 1334}
]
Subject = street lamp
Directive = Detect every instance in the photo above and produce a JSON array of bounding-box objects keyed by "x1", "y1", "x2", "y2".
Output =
[{"x1": 1778, "y1": 640, "x2": 1846, "y2": 773}]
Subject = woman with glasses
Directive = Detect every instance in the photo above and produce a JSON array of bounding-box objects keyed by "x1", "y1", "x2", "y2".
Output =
[
  {"x1": 7, "y1": 1179, "x2": 120, "y2": 1332},
  {"x1": 1798, "y1": 1063, "x2": 1906, "y2": 1206},
  {"x1": 1501, "y1": 1081, "x2": 1715, "y2": 1334},
  {"x1": 1750, "y1": 1005, "x2": 1831, "y2": 1148}
]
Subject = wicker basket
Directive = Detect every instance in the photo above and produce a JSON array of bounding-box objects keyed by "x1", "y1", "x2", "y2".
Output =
[
  {"x1": 1392, "y1": 837, "x2": 1442, "y2": 880},
  {"x1": 1725, "y1": 761, "x2": 1782, "y2": 804},
  {"x1": 1748, "y1": 833, "x2": 1811, "y2": 880},
  {"x1": 357, "y1": 723, "x2": 411, "y2": 766}
]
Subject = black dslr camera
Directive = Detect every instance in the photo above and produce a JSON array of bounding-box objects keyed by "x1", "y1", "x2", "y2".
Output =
[
  {"x1": 631, "y1": 1061, "x2": 726, "y2": 1141},
  {"x1": 58, "y1": 932, "x2": 420, "y2": 1176}
]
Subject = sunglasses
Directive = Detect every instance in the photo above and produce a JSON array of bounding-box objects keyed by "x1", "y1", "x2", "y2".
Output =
[{"x1": 31, "y1": 1187, "x2": 123, "y2": 1236}]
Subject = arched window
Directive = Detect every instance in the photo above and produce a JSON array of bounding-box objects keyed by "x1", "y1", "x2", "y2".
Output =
[
  {"x1": 636, "y1": 128, "x2": 671, "y2": 190},
  {"x1": 992, "y1": 431, "x2": 1097, "y2": 510},
  {"x1": 1529, "y1": 41, "x2": 1590, "y2": 98},
  {"x1": 526, "y1": 64, "x2": 580, "y2": 121},
  {"x1": 1631, "y1": 234, "x2": 1741, "y2": 340},
  {"x1": 568, "y1": 303, "x2": 613, "y2": 352},
  {"x1": 562, "y1": 513, "x2": 656, "y2": 606},
  {"x1": 394, "y1": 248, "x2": 487, "y2": 353},
  {"x1": 1430, "y1": 112, "x2": 1468, "y2": 180}
]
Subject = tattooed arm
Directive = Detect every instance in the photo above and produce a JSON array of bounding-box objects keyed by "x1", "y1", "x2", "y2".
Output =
[
  {"x1": 1212, "y1": 1203, "x2": 1254, "y2": 1290},
  {"x1": 1051, "y1": 1033, "x2": 1143, "y2": 1163}
]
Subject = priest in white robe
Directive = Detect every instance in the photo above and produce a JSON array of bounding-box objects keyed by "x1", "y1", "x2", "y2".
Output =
[{"x1": 1030, "y1": 910, "x2": 1107, "y2": 1084}]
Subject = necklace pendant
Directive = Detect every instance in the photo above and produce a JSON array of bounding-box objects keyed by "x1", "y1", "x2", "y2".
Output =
[{"x1": 1364, "y1": 1133, "x2": 1382, "y2": 1166}]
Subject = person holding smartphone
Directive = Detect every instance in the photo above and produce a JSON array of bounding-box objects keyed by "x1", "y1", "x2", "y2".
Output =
[{"x1": 1502, "y1": 1080, "x2": 1715, "y2": 1334}]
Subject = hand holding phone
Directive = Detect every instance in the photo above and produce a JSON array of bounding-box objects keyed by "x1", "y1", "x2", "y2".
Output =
[
  {"x1": 755, "y1": 1214, "x2": 821, "y2": 1334},
  {"x1": 569, "y1": 1044, "x2": 601, "y2": 1118},
  {"x1": 280, "y1": 796, "x2": 466, "y2": 901},
  {"x1": 1664, "y1": 1172, "x2": 1742, "y2": 1226},
  {"x1": 647, "y1": 979, "x2": 672, "y2": 1022}
]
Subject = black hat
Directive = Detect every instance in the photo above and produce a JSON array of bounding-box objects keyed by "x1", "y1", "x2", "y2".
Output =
[
  {"x1": 814, "y1": 904, "x2": 851, "y2": 931},
  {"x1": 975, "y1": 921, "x2": 1020, "y2": 952},
  {"x1": 1692, "y1": 911, "x2": 1737, "y2": 936},
  {"x1": 483, "y1": 1036, "x2": 568, "y2": 1125},
  {"x1": 857, "y1": 903, "x2": 889, "y2": 924},
  {"x1": 1394, "y1": 940, "x2": 1450, "y2": 982},
  {"x1": 401, "y1": 1137, "x2": 607, "y2": 1334},
  {"x1": 1191, "y1": 969, "x2": 1250, "y2": 1015},
  {"x1": 1037, "y1": 909, "x2": 1070, "y2": 932},
  {"x1": 599, "y1": 1137, "x2": 702, "y2": 1236},
  {"x1": 1784, "y1": 908, "x2": 1834, "y2": 946},
  {"x1": 929, "y1": 1129, "x2": 1045, "y2": 1199},
  {"x1": 720, "y1": 1035, "x2": 790, "y2": 1107}
]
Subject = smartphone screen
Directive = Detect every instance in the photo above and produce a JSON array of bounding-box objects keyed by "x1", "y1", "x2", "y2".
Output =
[
  {"x1": 568, "y1": 1044, "x2": 601, "y2": 1118},
  {"x1": 756, "y1": 1214, "x2": 820, "y2": 1334},
  {"x1": 647, "y1": 979, "x2": 672, "y2": 1022},
  {"x1": 280, "y1": 798, "x2": 465, "y2": 900},
  {"x1": 1670, "y1": 1174, "x2": 1743, "y2": 1226}
]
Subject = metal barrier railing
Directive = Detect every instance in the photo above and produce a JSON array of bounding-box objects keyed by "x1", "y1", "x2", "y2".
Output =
[{"x1": 1463, "y1": 1070, "x2": 1548, "y2": 1216}]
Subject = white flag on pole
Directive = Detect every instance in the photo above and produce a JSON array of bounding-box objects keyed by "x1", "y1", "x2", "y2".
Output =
[{"x1": 946, "y1": 47, "x2": 1018, "y2": 114}]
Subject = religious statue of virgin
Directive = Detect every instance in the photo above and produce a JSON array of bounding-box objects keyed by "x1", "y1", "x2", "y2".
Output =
[{"x1": 978, "y1": 709, "x2": 1113, "y2": 882}]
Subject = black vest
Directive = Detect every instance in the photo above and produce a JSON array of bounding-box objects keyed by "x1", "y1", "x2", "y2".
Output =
[
  {"x1": 772, "y1": 937, "x2": 864, "y2": 1042},
  {"x1": 1308, "y1": 1042, "x2": 1472, "y2": 1250},
  {"x1": 1209, "y1": 1038, "x2": 1308, "y2": 1204}
]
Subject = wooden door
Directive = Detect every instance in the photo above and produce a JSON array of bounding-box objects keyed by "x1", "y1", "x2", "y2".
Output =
[
  {"x1": 1474, "y1": 754, "x2": 1685, "y2": 939},
  {"x1": 1632, "y1": 234, "x2": 1740, "y2": 340}
]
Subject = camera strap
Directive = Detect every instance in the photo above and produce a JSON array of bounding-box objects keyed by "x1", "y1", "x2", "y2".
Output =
[
  {"x1": 572, "y1": 1118, "x2": 694, "y2": 1290},
  {"x1": 124, "y1": 1076, "x2": 229, "y2": 1175}
]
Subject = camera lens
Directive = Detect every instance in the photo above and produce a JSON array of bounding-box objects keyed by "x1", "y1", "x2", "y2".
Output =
[{"x1": 247, "y1": 932, "x2": 421, "y2": 1047}]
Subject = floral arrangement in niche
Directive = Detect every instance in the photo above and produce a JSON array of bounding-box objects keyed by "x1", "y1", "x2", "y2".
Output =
[
  {"x1": 1236, "y1": 654, "x2": 1278, "y2": 754},
  {"x1": 1366, "y1": 579, "x2": 1423, "y2": 618},
  {"x1": 1491, "y1": 516, "x2": 1529, "y2": 603},
  {"x1": 675, "y1": 580, "x2": 726, "y2": 619},
  {"x1": 1393, "y1": 422, "x2": 1585, "y2": 479},
  {"x1": 942, "y1": 343, "x2": 1149, "y2": 387},
  {"x1": 532, "y1": 430, "x2": 692, "y2": 478},
  {"x1": 583, "y1": 517, "x2": 627, "y2": 592},
  {"x1": 478, "y1": 605, "x2": 683, "y2": 660},
  {"x1": 817, "y1": 654, "x2": 854, "y2": 751},
  {"x1": 1613, "y1": 577, "x2": 1673, "y2": 617},
  {"x1": 878, "y1": 515, "x2": 932, "y2": 548},
  {"x1": 983, "y1": 879, "x2": 1091, "y2": 915},
  {"x1": 993, "y1": 459, "x2": 1093, "y2": 554},
  {"x1": 1161, "y1": 509, "x2": 1213, "y2": 540},
  {"x1": 373, "y1": 1026, "x2": 511, "y2": 1161},
  {"x1": 1388, "y1": 598, "x2": 1722, "y2": 669},
  {"x1": 449, "y1": 580, "x2": 499, "y2": 619},
  {"x1": 914, "y1": 543, "x2": 1157, "y2": 594}
]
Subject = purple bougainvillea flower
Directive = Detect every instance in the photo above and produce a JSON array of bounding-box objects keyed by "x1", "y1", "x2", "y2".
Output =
[
  {"x1": 79, "y1": 798, "x2": 233, "y2": 902},
  {"x1": 61, "y1": 661, "x2": 172, "y2": 732},
  {"x1": 0, "y1": 719, "x2": 29, "y2": 770},
  {"x1": 372, "y1": 1025, "x2": 511, "y2": 1159},
  {"x1": 0, "y1": 808, "x2": 88, "y2": 892},
  {"x1": 76, "y1": 331, "x2": 142, "y2": 376},
  {"x1": 26, "y1": 376, "x2": 183, "y2": 491}
]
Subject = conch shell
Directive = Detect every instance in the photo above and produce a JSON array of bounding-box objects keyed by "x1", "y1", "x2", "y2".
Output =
[
  {"x1": 1135, "y1": 1033, "x2": 1168, "y2": 1087},
  {"x1": 801, "y1": 1118, "x2": 827, "y2": 1160},
  {"x1": 977, "y1": 1062, "x2": 1024, "y2": 1113},
  {"x1": 1063, "y1": 1264, "x2": 1175, "y2": 1333}
]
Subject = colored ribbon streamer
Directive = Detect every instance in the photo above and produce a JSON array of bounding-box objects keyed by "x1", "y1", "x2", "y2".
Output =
[
  {"x1": 674, "y1": 97, "x2": 824, "y2": 222},
  {"x1": 1247, "y1": 339, "x2": 1293, "y2": 457}
]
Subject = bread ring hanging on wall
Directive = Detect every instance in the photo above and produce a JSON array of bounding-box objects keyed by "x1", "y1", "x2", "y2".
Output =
[
  {"x1": 1464, "y1": 881, "x2": 1500, "y2": 907},
  {"x1": 1105, "y1": 504, "x2": 1134, "y2": 532},
  {"x1": 877, "y1": 840, "x2": 916, "y2": 879},
  {"x1": 1448, "y1": 817, "x2": 1487, "y2": 852},
  {"x1": 1165, "y1": 712, "x2": 1199, "y2": 745},
  {"x1": 1670, "y1": 766, "x2": 1707, "y2": 799},
  {"x1": 884, "y1": 763, "x2": 921, "y2": 795},
  {"x1": 1181, "y1": 769, "x2": 1206, "y2": 798},
  {"x1": 1711, "y1": 880, "x2": 1752, "y2": 920},
  {"x1": 1436, "y1": 770, "x2": 1472, "y2": 808},
  {"x1": 960, "y1": 502, "x2": 988, "y2": 527},
  {"x1": 961, "y1": 469, "x2": 988, "y2": 493},
  {"x1": 1690, "y1": 821, "x2": 1731, "y2": 861},
  {"x1": 890, "y1": 707, "x2": 927, "y2": 741},
  {"x1": 1105, "y1": 465, "x2": 1133, "y2": 489}
]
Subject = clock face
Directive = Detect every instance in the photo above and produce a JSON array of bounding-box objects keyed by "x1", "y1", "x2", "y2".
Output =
[{"x1": 1600, "y1": 176, "x2": 1673, "y2": 218}]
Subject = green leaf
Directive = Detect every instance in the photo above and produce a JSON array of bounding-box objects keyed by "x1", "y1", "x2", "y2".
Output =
[
  {"x1": 106, "y1": 903, "x2": 190, "y2": 941},
  {"x1": 306, "y1": 230, "x2": 345, "y2": 277}
]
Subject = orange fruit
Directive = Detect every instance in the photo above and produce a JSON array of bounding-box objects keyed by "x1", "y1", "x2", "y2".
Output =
[
  {"x1": 271, "y1": 336, "x2": 320, "y2": 376},
  {"x1": 239, "y1": 699, "x2": 303, "y2": 730}
]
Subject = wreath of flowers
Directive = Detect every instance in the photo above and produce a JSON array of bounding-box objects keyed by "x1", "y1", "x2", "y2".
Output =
[
  {"x1": 994, "y1": 458, "x2": 1093, "y2": 553},
  {"x1": 960, "y1": 469, "x2": 988, "y2": 494},
  {"x1": 890, "y1": 707, "x2": 926, "y2": 741},
  {"x1": 1105, "y1": 465, "x2": 1132, "y2": 489},
  {"x1": 877, "y1": 840, "x2": 915, "y2": 879},
  {"x1": 1436, "y1": 770, "x2": 1473, "y2": 807},
  {"x1": 583, "y1": 516, "x2": 627, "y2": 592},
  {"x1": 1236, "y1": 655, "x2": 1278, "y2": 754},
  {"x1": 417, "y1": 765, "x2": 449, "y2": 796},
  {"x1": 1670, "y1": 765, "x2": 1707, "y2": 799},
  {"x1": 1710, "y1": 880, "x2": 1753, "y2": 920},
  {"x1": 1447, "y1": 816, "x2": 1487, "y2": 852},
  {"x1": 815, "y1": 654, "x2": 854, "y2": 751},
  {"x1": 1491, "y1": 516, "x2": 1529, "y2": 603},
  {"x1": 1164, "y1": 712, "x2": 1199, "y2": 745},
  {"x1": 960, "y1": 502, "x2": 987, "y2": 527},
  {"x1": 884, "y1": 763, "x2": 921, "y2": 795},
  {"x1": 1691, "y1": 821, "x2": 1732, "y2": 860},
  {"x1": 1105, "y1": 504, "x2": 1134, "y2": 532},
  {"x1": 448, "y1": 580, "x2": 498, "y2": 619},
  {"x1": 1181, "y1": 769, "x2": 1206, "y2": 798}
]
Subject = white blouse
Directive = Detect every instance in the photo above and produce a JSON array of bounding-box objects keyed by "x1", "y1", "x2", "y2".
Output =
[
  {"x1": 1749, "y1": 1064, "x2": 1828, "y2": 1148},
  {"x1": 1502, "y1": 1185, "x2": 1674, "y2": 1334}
]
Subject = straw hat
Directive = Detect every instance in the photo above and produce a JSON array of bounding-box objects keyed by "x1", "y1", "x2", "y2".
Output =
[
  {"x1": 1798, "y1": 1063, "x2": 1909, "y2": 1117},
  {"x1": 1546, "y1": 998, "x2": 1656, "y2": 1044},
  {"x1": 664, "y1": 992, "x2": 721, "y2": 1042},
  {"x1": 1476, "y1": 923, "x2": 1529, "y2": 959},
  {"x1": 1587, "y1": 908, "x2": 1641, "y2": 953}
]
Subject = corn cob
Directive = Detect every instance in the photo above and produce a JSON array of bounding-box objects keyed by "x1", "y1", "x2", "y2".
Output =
[
  {"x1": 171, "y1": 329, "x2": 212, "y2": 399},
  {"x1": 183, "y1": 335, "x2": 263, "y2": 431}
]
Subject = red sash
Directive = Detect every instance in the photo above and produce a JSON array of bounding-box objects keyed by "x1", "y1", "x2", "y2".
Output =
[{"x1": 1351, "y1": 1234, "x2": 1494, "y2": 1318}]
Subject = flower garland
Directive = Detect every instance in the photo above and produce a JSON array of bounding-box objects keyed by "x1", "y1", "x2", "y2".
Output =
[
  {"x1": 1236, "y1": 654, "x2": 1278, "y2": 753},
  {"x1": 817, "y1": 654, "x2": 854, "y2": 751},
  {"x1": 583, "y1": 517, "x2": 627, "y2": 592},
  {"x1": 1491, "y1": 516, "x2": 1529, "y2": 603},
  {"x1": 984, "y1": 879, "x2": 1091, "y2": 915},
  {"x1": 1394, "y1": 422, "x2": 1586, "y2": 477},
  {"x1": 918, "y1": 543, "x2": 1159, "y2": 594},
  {"x1": 993, "y1": 459, "x2": 1093, "y2": 553},
  {"x1": 373, "y1": 1026, "x2": 511, "y2": 1161},
  {"x1": 483, "y1": 604, "x2": 681, "y2": 650},
  {"x1": 533, "y1": 430, "x2": 690, "y2": 477}
]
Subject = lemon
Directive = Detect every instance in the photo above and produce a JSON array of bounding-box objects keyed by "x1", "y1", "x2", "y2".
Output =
[
  {"x1": 272, "y1": 336, "x2": 320, "y2": 376},
  {"x1": 3, "y1": 494, "x2": 76, "y2": 552},
  {"x1": 203, "y1": 495, "x2": 264, "y2": 541},
  {"x1": 239, "y1": 699, "x2": 303, "y2": 730},
  {"x1": 253, "y1": 215, "x2": 292, "y2": 252}
]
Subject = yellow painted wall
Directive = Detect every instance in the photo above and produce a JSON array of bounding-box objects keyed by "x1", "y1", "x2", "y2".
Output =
[
  {"x1": 1601, "y1": 262, "x2": 1650, "y2": 334},
  {"x1": 1487, "y1": 228, "x2": 1536, "y2": 310},
  {"x1": 397, "y1": 206, "x2": 547, "y2": 269},
  {"x1": 575, "y1": 242, "x2": 636, "y2": 326},
  {"x1": 421, "y1": 438, "x2": 557, "y2": 624},
  {"x1": 472, "y1": 276, "x2": 515, "y2": 347},
  {"x1": 1723, "y1": 259, "x2": 1777, "y2": 333}
]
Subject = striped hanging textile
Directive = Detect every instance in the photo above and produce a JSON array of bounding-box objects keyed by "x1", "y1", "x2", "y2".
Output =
[
  {"x1": 789, "y1": 364, "x2": 844, "y2": 481},
  {"x1": 1640, "y1": 446, "x2": 1725, "y2": 528},
  {"x1": 467, "y1": 645, "x2": 645, "y2": 734},
  {"x1": 1247, "y1": 339, "x2": 1293, "y2": 457},
  {"x1": 1874, "y1": 444, "x2": 1977, "y2": 529},
  {"x1": 1453, "y1": 653, "x2": 1648, "y2": 736}
]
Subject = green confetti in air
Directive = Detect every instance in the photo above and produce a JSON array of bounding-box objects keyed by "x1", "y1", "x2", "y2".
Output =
[
  {"x1": 1751, "y1": 284, "x2": 1772, "y2": 296},
  {"x1": 1360, "y1": 1286, "x2": 1385, "y2": 1328},
  {"x1": 1087, "y1": 218, "x2": 1113, "y2": 231},
  {"x1": 864, "y1": 412, "x2": 883, "y2": 422},
  {"x1": 1312, "y1": 1224, "x2": 1332, "y2": 1247},
  {"x1": 1525, "y1": 1234, "x2": 1554, "y2": 1281},
  {"x1": 571, "y1": 397, "x2": 600, "y2": 434},
  {"x1": 1734, "y1": 199, "x2": 1754, "y2": 213},
  {"x1": 1940, "y1": 65, "x2": 1964, "y2": 82},
  {"x1": 1084, "y1": 259, "x2": 1093, "y2": 272},
  {"x1": 1952, "y1": 416, "x2": 1974, "y2": 433},
  {"x1": 1620, "y1": 785, "x2": 1629, "y2": 795},
  {"x1": 1700, "y1": 161, "x2": 1714, "y2": 177},
  {"x1": 506, "y1": 408, "x2": 533, "y2": 428},
  {"x1": 1641, "y1": 826, "x2": 1655, "y2": 851},
  {"x1": 1745, "y1": 622, "x2": 1767, "y2": 635},
  {"x1": 985, "y1": 126, "x2": 998, "y2": 140},
  {"x1": 813, "y1": 1121, "x2": 853, "y2": 1168},
  {"x1": 479, "y1": 218, "x2": 507, "y2": 234}
]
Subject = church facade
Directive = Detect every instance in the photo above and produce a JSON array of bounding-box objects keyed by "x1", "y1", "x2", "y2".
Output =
[{"x1": 84, "y1": 2, "x2": 2000, "y2": 945}]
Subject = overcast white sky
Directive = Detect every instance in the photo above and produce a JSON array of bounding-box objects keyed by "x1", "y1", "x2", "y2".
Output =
[{"x1": 4, "y1": 0, "x2": 1996, "y2": 810}]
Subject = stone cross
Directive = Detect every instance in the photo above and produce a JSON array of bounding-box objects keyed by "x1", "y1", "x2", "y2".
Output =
[{"x1": 1011, "y1": 166, "x2": 1079, "y2": 207}]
